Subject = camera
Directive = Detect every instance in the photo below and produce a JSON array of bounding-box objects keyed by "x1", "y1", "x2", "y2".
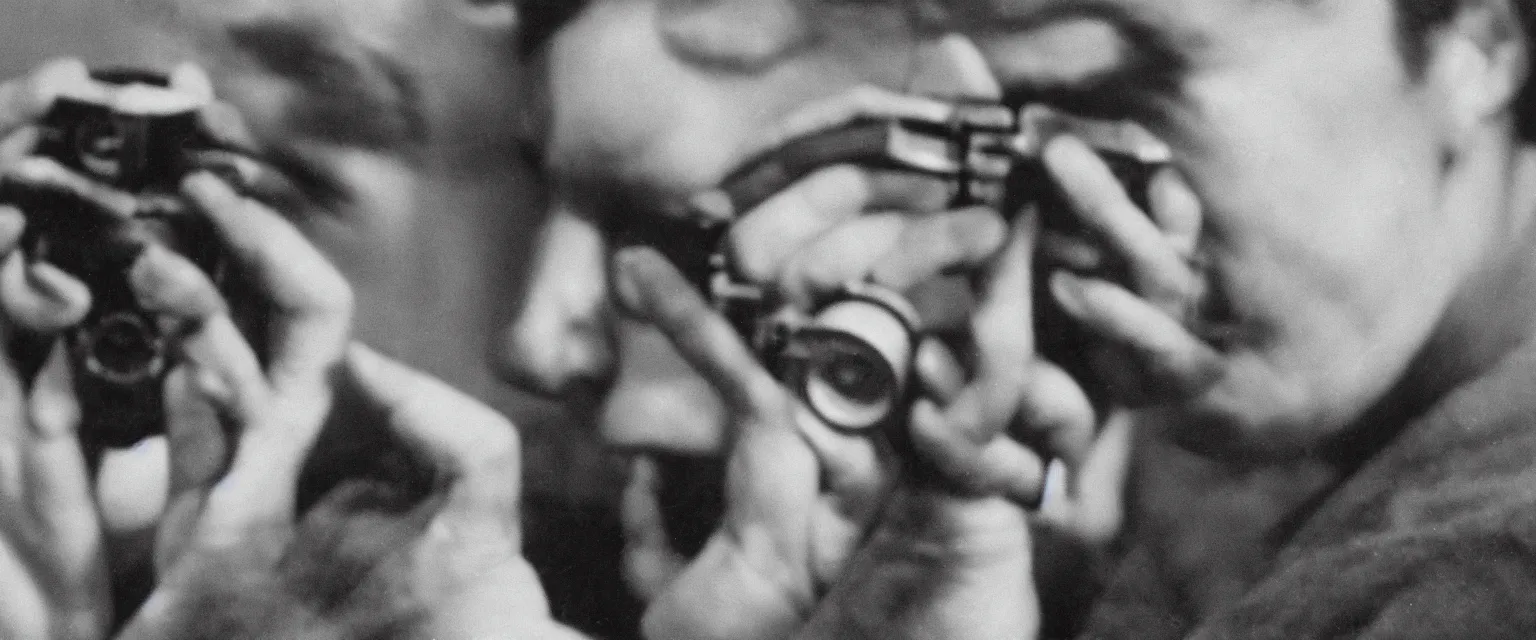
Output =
[
  {"x1": 617, "y1": 101, "x2": 1170, "y2": 433},
  {"x1": 0, "y1": 69, "x2": 230, "y2": 448}
]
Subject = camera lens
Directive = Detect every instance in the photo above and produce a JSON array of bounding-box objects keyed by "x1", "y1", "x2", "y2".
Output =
[
  {"x1": 798, "y1": 331, "x2": 899, "y2": 431},
  {"x1": 786, "y1": 287, "x2": 919, "y2": 432},
  {"x1": 73, "y1": 114, "x2": 128, "y2": 182},
  {"x1": 80, "y1": 312, "x2": 165, "y2": 384},
  {"x1": 819, "y1": 352, "x2": 885, "y2": 403}
]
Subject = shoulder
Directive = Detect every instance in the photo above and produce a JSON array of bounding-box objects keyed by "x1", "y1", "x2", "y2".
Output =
[
  {"x1": 1187, "y1": 349, "x2": 1536, "y2": 640},
  {"x1": 1188, "y1": 486, "x2": 1536, "y2": 640}
]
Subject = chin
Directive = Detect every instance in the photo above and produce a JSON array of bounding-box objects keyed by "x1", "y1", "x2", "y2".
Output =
[{"x1": 1145, "y1": 353, "x2": 1363, "y2": 465}]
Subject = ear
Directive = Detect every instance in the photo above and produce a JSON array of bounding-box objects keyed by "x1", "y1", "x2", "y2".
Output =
[
  {"x1": 656, "y1": 0, "x2": 810, "y2": 73},
  {"x1": 1425, "y1": 0, "x2": 1528, "y2": 148},
  {"x1": 454, "y1": 0, "x2": 518, "y2": 29}
]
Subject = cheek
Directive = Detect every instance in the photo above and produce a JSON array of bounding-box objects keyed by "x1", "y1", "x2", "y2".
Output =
[
  {"x1": 1173, "y1": 14, "x2": 1477, "y2": 426},
  {"x1": 601, "y1": 319, "x2": 727, "y2": 455}
]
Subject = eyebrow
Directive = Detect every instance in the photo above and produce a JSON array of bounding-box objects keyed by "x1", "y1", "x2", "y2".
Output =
[
  {"x1": 226, "y1": 19, "x2": 429, "y2": 152},
  {"x1": 957, "y1": 0, "x2": 1194, "y2": 113}
]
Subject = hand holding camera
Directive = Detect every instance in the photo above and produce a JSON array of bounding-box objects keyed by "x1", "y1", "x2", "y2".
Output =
[
  {"x1": 628, "y1": 36, "x2": 1221, "y2": 636},
  {"x1": 0, "y1": 58, "x2": 572, "y2": 640},
  {"x1": 0, "y1": 58, "x2": 295, "y2": 640},
  {"x1": 0, "y1": 63, "x2": 271, "y2": 452}
]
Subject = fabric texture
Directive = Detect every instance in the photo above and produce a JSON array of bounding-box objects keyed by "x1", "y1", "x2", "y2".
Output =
[{"x1": 1079, "y1": 343, "x2": 1536, "y2": 640}]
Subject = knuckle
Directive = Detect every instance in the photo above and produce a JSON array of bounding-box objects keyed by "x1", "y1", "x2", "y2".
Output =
[
  {"x1": 796, "y1": 253, "x2": 847, "y2": 295},
  {"x1": 25, "y1": 58, "x2": 86, "y2": 105},
  {"x1": 812, "y1": 164, "x2": 871, "y2": 205},
  {"x1": 849, "y1": 85, "x2": 886, "y2": 111},
  {"x1": 676, "y1": 307, "x2": 718, "y2": 345},
  {"x1": 726, "y1": 227, "x2": 775, "y2": 283},
  {"x1": 315, "y1": 269, "x2": 356, "y2": 317},
  {"x1": 945, "y1": 208, "x2": 1006, "y2": 255},
  {"x1": 464, "y1": 411, "x2": 520, "y2": 468},
  {"x1": 10, "y1": 155, "x2": 59, "y2": 181},
  {"x1": 740, "y1": 373, "x2": 785, "y2": 414}
]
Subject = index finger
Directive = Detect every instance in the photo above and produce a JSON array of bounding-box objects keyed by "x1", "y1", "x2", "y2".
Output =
[
  {"x1": 970, "y1": 208, "x2": 1038, "y2": 394},
  {"x1": 1043, "y1": 135, "x2": 1194, "y2": 304},
  {"x1": 345, "y1": 343, "x2": 521, "y2": 532},
  {"x1": 904, "y1": 211, "x2": 1037, "y2": 468},
  {"x1": 180, "y1": 172, "x2": 353, "y2": 393},
  {"x1": 613, "y1": 246, "x2": 786, "y2": 419}
]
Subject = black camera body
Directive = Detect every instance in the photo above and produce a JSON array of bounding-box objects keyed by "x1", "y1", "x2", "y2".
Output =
[
  {"x1": 9, "y1": 69, "x2": 227, "y2": 448},
  {"x1": 617, "y1": 101, "x2": 1169, "y2": 433}
]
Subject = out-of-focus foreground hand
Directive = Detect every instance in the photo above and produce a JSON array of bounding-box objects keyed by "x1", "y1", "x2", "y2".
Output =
[
  {"x1": 0, "y1": 57, "x2": 117, "y2": 640},
  {"x1": 0, "y1": 58, "x2": 585, "y2": 640},
  {"x1": 104, "y1": 169, "x2": 588, "y2": 640}
]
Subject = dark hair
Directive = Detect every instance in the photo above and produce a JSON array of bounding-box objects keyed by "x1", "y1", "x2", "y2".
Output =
[
  {"x1": 515, "y1": 0, "x2": 592, "y2": 56},
  {"x1": 1396, "y1": 0, "x2": 1536, "y2": 139}
]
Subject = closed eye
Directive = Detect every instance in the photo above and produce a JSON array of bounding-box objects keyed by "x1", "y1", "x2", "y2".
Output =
[{"x1": 226, "y1": 19, "x2": 428, "y2": 152}]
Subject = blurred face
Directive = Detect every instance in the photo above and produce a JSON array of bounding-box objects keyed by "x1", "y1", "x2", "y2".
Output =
[
  {"x1": 499, "y1": 0, "x2": 925, "y2": 593},
  {"x1": 940, "y1": 0, "x2": 1518, "y2": 455}
]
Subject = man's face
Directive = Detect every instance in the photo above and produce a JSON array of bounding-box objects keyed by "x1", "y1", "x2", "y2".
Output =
[
  {"x1": 948, "y1": 0, "x2": 1505, "y2": 455},
  {"x1": 504, "y1": 0, "x2": 1512, "y2": 592},
  {"x1": 499, "y1": 0, "x2": 926, "y2": 593}
]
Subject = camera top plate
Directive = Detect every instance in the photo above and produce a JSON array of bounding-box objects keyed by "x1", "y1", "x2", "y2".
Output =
[{"x1": 34, "y1": 69, "x2": 210, "y2": 193}]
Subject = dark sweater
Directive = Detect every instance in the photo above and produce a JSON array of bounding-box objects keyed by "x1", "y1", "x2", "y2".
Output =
[{"x1": 1080, "y1": 344, "x2": 1536, "y2": 640}]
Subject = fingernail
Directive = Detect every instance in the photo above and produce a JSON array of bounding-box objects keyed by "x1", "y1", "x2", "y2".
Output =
[
  {"x1": 127, "y1": 244, "x2": 174, "y2": 299},
  {"x1": 192, "y1": 364, "x2": 235, "y2": 407},
  {"x1": 26, "y1": 262, "x2": 75, "y2": 301},
  {"x1": 169, "y1": 62, "x2": 215, "y2": 103},
  {"x1": 1050, "y1": 271, "x2": 1087, "y2": 313},
  {"x1": 181, "y1": 171, "x2": 225, "y2": 200},
  {"x1": 30, "y1": 58, "x2": 91, "y2": 109},
  {"x1": 611, "y1": 247, "x2": 646, "y2": 314},
  {"x1": 688, "y1": 189, "x2": 735, "y2": 222},
  {"x1": 129, "y1": 245, "x2": 224, "y2": 318},
  {"x1": 0, "y1": 206, "x2": 25, "y2": 250}
]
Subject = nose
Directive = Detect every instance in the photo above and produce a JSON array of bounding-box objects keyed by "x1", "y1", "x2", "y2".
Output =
[
  {"x1": 599, "y1": 317, "x2": 727, "y2": 455},
  {"x1": 495, "y1": 203, "x2": 616, "y2": 398}
]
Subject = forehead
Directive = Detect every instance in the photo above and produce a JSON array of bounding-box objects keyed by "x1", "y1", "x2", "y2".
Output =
[{"x1": 532, "y1": 0, "x2": 923, "y2": 205}]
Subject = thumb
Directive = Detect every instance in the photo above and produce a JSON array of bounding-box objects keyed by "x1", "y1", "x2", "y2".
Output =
[
  {"x1": 345, "y1": 343, "x2": 522, "y2": 536},
  {"x1": 615, "y1": 248, "x2": 824, "y2": 639},
  {"x1": 611, "y1": 248, "x2": 812, "y2": 538}
]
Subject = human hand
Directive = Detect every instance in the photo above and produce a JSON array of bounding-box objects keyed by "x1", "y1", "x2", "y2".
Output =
[
  {"x1": 0, "y1": 57, "x2": 145, "y2": 640},
  {"x1": 617, "y1": 47, "x2": 1059, "y2": 640},
  {"x1": 102, "y1": 168, "x2": 584, "y2": 640},
  {"x1": 612, "y1": 209, "x2": 1053, "y2": 640},
  {"x1": 1038, "y1": 133, "x2": 1222, "y2": 407}
]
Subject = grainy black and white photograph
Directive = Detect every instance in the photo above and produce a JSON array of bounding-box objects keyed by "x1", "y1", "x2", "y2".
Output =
[{"x1": 1, "y1": 0, "x2": 1534, "y2": 638}]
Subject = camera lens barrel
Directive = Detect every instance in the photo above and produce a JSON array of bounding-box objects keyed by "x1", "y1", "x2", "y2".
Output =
[
  {"x1": 9, "y1": 69, "x2": 219, "y2": 449},
  {"x1": 776, "y1": 283, "x2": 921, "y2": 432}
]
